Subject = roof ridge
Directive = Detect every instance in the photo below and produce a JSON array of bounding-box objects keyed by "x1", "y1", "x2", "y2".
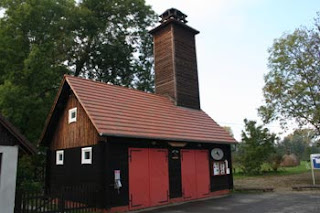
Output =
[
  {"x1": 65, "y1": 75, "x2": 205, "y2": 113},
  {"x1": 65, "y1": 75, "x2": 165, "y2": 99}
]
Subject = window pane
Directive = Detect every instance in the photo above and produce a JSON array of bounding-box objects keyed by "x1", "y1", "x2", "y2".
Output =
[{"x1": 85, "y1": 151, "x2": 90, "y2": 160}]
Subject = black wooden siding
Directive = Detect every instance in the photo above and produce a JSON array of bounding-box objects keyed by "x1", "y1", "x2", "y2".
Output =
[
  {"x1": 104, "y1": 137, "x2": 233, "y2": 208},
  {"x1": 0, "y1": 153, "x2": 2, "y2": 177},
  {"x1": 104, "y1": 142, "x2": 129, "y2": 208},
  {"x1": 168, "y1": 147, "x2": 182, "y2": 198},
  {"x1": 0, "y1": 123, "x2": 19, "y2": 146},
  {"x1": 210, "y1": 145, "x2": 233, "y2": 191},
  {"x1": 48, "y1": 143, "x2": 104, "y2": 190},
  {"x1": 47, "y1": 137, "x2": 233, "y2": 209}
]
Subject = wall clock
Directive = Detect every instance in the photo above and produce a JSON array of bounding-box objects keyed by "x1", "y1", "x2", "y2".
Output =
[{"x1": 211, "y1": 148, "x2": 224, "y2": 160}]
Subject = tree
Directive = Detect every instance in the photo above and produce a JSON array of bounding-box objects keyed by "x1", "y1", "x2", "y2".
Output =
[
  {"x1": 267, "y1": 153, "x2": 282, "y2": 172},
  {"x1": 259, "y1": 13, "x2": 320, "y2": 137},
  {"x1": 223, "y1": 126, "x2": 234, "y2": 138},
  {"x1": 67, "y1": 0, "x2": 157, "y2": 90},
  {"x1": 0, "y1": 0, "x2": 157, "y2": 142},
  {"x1": 276, "y1": 129, "x2": 320, "y2": 161},
  {"x1": 0, "y1": 0, "x2": 76, "y2": 142},
  {"x1": 238, "y1": 119, "x2": 277, "y2": 174}
]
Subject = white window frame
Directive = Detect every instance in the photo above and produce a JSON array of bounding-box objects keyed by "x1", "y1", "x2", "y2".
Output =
[
  {"x1": 81, "y1": 147, "x2": 92, "y2": 164},
  {"x1": 56, "y1": 150, "x2": 64, "y2": 165},
  {"x1": 68, "y1": 107, "x2": 77, "y2": 124}
]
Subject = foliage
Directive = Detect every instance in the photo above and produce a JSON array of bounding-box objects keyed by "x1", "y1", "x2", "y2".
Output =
[
  {"x1": 259, "y1": 13, "x2": 320, "y2": 138},
  {"x1": 67, "y1": 0, "x2": 157, "y2": 90},
  {"x1": 223, "y1": 126, "x2": 234, "y2": 138},
  {"x1": 267, "y1": 153, "x2": 283, "y2": 172},
  {"x1": 276, "y1": 129, "x2": 320, "y2": 161},
  {"x1": 238, "y1": 119, "x2": 277, "y2": 174},
  {"x1": 16, "y1": 152, "x2": 46, "y2": 192},
  {"x1": 0, "y1": 0, "x2": 157, "y2": 143}
]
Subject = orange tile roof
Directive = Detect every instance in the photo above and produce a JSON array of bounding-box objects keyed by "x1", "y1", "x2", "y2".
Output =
[{"x1": 63, "y1": 75, "x2": 236, "y2": 144}]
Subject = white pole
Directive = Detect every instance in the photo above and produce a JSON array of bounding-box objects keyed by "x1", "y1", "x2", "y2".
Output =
[{"x1": 311, "y1": 155, "x2": 315, "y2": 185}]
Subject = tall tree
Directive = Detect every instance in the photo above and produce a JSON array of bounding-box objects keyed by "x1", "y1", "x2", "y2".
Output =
[
  {"x1": 238, "y1": 119, "x2": 277, "y2": 174},
  {"x1": 276, "y1": 129, "x2": 319, "y2": 160},
  {"x1": 223, "y1": 126, "x2": 234, "y2": 138},
  {"x1": 0, "y1": 0, "x2": 157, "y2": 142},
  {"x1": 0, "y1": 0, "x2": 76, "y2": 142},
  {"x1": 259, "y1": 13, "x2": 320, "y2": 137},
  {"x1": 68, "y1": 0, "x2": 157, "y2": 90}
]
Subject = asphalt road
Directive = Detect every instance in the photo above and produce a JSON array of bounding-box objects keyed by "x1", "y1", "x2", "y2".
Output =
[{"x1": 139, "y1": 192, "x2": 320, "y2": 213}]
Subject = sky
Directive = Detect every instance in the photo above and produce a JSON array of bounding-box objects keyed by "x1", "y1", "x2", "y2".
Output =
[{"x1": 145, "y1": 0, "x2": 320, "y2": 141}]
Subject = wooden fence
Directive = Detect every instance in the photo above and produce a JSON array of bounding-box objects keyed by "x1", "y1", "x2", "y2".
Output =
[{"x1": 15, "y1": 185, "x2": 101, "y2": 213}]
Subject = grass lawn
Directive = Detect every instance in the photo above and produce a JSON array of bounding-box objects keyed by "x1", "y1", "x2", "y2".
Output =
[
  {"x1": 233, "y1": 161, "x2": 320, "y2": 191},
  {"x1": 233, "y1": 161, "x2": 311, "y2": 179}
]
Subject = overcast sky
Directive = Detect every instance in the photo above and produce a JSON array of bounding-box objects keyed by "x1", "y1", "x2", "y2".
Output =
[{"x1": 145, "y1": 0, "x2": 320, "y2": 141}]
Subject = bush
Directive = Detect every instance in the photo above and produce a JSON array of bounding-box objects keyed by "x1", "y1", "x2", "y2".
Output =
[
  {"x1": 238, "y1": 119, "x2": 277, "y2": 175},
  {"x1": 267, "y1": 153, "x2": 283, "y2": 172}
]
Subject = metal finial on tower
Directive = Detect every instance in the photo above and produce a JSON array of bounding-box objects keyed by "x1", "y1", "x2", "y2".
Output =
[{"x1": 159, "y1": 8, "x2": 188, "y2": 24}]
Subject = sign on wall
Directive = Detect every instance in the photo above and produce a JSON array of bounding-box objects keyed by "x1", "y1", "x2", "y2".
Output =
[
  {"x1": 310, "y1": 154, "x2": 320, "y2": 185},
  {"x1": 212, "y1": 160, "x2": 230, "y2": 176}
]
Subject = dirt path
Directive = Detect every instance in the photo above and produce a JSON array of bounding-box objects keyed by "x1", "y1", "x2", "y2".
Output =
[{"x1": 234, "y1": 171, "x2": 320, "y2": 192}]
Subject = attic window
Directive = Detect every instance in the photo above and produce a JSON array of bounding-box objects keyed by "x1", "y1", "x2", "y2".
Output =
[
  {"x1": 81, "y1": 147, "x2": 92, "y2": 164},
  {"x1": 56, "y1": 150, "x2": 64, "y2": 165},
  {"x1": 68, "y1": 107, "x2": 77, "y2": 123}
]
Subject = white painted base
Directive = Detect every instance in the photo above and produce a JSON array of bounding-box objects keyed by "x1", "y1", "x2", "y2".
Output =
[{"x1": 0, "y1": 145, "x2": 19, "y2": 213}]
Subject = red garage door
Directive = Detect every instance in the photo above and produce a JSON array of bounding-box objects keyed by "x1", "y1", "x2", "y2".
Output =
[
  {"x1": 129, "y1": 148, "x2": 169, "y2": 210},
  {"x1": 149, "y1": 149, "x2": 169, "y2": 206},
  {"x1": 195, "y1": 150, "x2": 210, "y2": 198},
  {"x1": 181, "y1": 150, "x2": 210, "y2": 200},
  {"x1": 129, "y1": 148, "x2": 149, "y2": 209},
  {"x1": 181, "y1": 150, "x2": 197, "y2": 200}
]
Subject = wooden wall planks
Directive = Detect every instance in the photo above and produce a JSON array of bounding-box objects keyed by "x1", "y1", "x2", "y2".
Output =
[
  {"x1": 50, "y1": 93, "x2": 99, "y2": 150},
  {"x1": 173, "y1": 24, "x2": 200, "y2": 110},
  {"x1": 154, "y1": 25, "x2": 176, "y2": 100},
  {"x1": 152, "y1": 21, "x2": 200, "y2": 109}
]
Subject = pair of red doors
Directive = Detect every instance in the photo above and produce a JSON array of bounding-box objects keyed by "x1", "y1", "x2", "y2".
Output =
[
  {"x1": 181, "y1": 149, "x2": 210, "y2": 200},
  {"x1": 128, "y1": 148, "x2": 169, "y2": 210},
  {"x1": 128, "y1": 148, "x2": 210, "y2": 210}
]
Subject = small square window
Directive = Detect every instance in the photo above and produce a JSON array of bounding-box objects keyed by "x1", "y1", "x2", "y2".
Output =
[
  {"x1": 56, "y1": 150, "x2": 64, "y2": 165},
  {"x1": 81, "y1": 147, "x2": 92, "y2": 164},
  {"x1": 68, "y1": 107, "x2": 77, "y2": 124}
]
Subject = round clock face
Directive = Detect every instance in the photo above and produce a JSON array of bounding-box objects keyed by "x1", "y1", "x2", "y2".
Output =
[{"x1": 211, "y1": 148, "x2": 224, "y2": 160}]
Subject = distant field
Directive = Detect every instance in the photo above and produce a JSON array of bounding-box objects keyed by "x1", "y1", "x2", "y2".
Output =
[
  {"x1": 233, "y1": 161, "x2": 320, "y2": 192},
  {"x1": 233, "y1": 161, "x2": 311, "y2": 179}
]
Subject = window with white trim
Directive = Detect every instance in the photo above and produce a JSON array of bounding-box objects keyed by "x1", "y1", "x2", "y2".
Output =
[
  {"x1": 56, "y1": 150, "x2": 64, "y2": 165},
  {"x1": 68, "y1": 107, "x2": 77, "y2": 124},
  {"x1": 81, "y1": 147, "x2": 92, "y2": 164}
]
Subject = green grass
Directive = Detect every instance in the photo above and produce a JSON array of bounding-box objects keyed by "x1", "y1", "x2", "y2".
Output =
[
  {"x1": 233, "y1": 161, "x2": 311, "y2": 179},
  {"x1": 281, "y1": 161, "x2": 311, "y2": 174}
]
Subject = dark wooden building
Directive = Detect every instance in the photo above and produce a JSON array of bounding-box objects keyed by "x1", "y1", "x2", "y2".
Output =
[
  {"x1": 0, "y1": 114, "x2": 36, "y2": 213},
  {"x1": 40, "y1": 8, "x2": 237, "y2": 212}
]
